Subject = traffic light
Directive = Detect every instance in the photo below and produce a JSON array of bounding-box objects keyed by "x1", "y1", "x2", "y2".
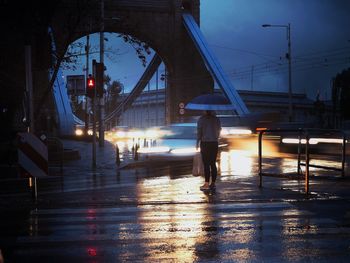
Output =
[
  {"x1": 86, "y1": 74, "x2": 95, "y2": 98},
  {"x1": 95, "y1": 62, "x2": 104, "y2": 97},
  {"x1": 92, "y1": 59, "x2": 105, "y2": 97}
]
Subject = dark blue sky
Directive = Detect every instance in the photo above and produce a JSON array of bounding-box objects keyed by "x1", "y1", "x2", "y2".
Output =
[
  {"x1": 201, "y1": 0, "x2": 350, "y2": 100},
  {"x1": 64, "y1": 0, "x2": 350, "y2": 100}
]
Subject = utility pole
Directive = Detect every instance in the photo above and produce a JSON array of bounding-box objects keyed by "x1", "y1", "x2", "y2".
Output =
[
  {"x1": 287, "y1": 23, "x2": 293, "y2": 122},
  {"x1": 250, "y1": 65, "x2": 254, "y2": 91},
  {"x1": 85, "y1": 34, "x2": 90, "y2": 135},
  {"x1": 92, "y1": 94, "x2": 96, "y2": 169},
  {"x1": 262, "y1": 23, "x2": 293, "y2": 122},
  {"x1": 99, "y1": 0, "x2": 105, "y2": 147},
  {"x1": 88, "y1": 68, "x2": 97, "y2": 169},
  {"x1": 25, "y1": 45, "x2": 34, "y2": 133}
]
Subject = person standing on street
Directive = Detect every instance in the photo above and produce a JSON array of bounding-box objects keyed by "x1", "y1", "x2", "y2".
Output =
[{"x1": 196, "y1": 110, "x2": 221, "y2": 190}]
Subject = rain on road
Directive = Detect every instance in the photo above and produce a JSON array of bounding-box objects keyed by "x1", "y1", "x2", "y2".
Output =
[{"x1": 1, "y1": 138, "x2": 350, "y2": 262}]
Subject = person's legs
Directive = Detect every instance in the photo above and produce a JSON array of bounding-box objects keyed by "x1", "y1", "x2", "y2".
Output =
[
  {"x1": 200, "y1": 142, "x2": 211, "y2": 189},
  {"x1": 208, "y1": 142, "x2": 218, "y2": 185}
]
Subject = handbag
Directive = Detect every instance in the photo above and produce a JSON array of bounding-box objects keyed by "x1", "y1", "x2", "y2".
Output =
[{"x1": 192, "y1": 152, "x2": 204, "y2": 176}]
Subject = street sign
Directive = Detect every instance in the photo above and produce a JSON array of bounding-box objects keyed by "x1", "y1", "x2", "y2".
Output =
[{"x1": 67, "y1": 75, "x2": 85, "y2": 96}]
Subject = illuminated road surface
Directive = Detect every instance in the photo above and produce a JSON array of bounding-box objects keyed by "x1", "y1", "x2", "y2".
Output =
[{"x1": 0, "y1": 139, "x2": 349, "y2": 262}]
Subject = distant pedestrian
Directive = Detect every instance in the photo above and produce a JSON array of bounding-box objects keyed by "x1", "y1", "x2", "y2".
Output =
[{"x1": 196, "y1": 110, "x2": 221, "y2": 190}]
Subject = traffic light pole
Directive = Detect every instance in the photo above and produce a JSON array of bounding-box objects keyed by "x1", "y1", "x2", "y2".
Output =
[
  {"x1": 92, "y1": 97, "x2": 97, "y2": 169},
  {"x1": 85, "y1": 34, "x2": 90, "y2": 136},
  {"x1": 87, "y1": 67, "x2": 97, "y2": 169},
  {"x1": 98, "y1": 0, "x2": 105, "y2": 147}
]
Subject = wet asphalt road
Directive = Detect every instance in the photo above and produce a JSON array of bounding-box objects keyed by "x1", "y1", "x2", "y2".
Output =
[{"x1": 1, "y1": 139, "x2": 350, "y2": 262}]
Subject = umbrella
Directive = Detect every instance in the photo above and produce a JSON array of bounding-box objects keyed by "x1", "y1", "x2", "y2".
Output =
[{"x1": 185, "y1": 93, "x2": 236, "y2": 110}]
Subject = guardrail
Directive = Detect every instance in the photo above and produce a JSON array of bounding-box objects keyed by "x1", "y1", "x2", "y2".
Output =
[{"x1": 258, "y1": 128, "x2": 347, "y2": 194}]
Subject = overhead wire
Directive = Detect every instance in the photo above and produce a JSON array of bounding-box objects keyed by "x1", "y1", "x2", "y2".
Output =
[
  {"x1": 156, "y1": 45, "x2": 350, "y2": 83},
  {"x1": 119, "y1": 45, "x2": 350, "y2": 88}
]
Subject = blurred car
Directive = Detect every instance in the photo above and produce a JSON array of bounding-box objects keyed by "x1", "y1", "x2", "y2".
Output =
[
  {"x1": 137, "y1": 123, "x2": 227, "y2": 162},
  {"x1": 137, "y1": 123, "x2": 198, "y2": 161},
  {"x1": 218, "y1": 115, "x2": 253, "y2": 138},
  {"x1": 75, "y1": 124, "x2": 93, "y2": 136},
  {"x1": 106, "y1": 126, "x2": 131, "y2": 140}
]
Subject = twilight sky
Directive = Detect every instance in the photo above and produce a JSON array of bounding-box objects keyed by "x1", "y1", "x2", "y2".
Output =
[
  {"x1": 63, "y1": 0, "x2": 350, "y2": 100},
  {"x1": 200, "y1": 0, "x2": 350, "y2": 100}
]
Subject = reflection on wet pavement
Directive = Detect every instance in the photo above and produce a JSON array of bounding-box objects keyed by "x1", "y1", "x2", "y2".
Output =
[
  {"x1": 219, "y1": 150, "x2": 253, "y2": 178},
  {"x1": 15, "y1": 197, "x2": 350, "y2": 262},
  {"x1": 1, "y1": 138, "x2": 349, "y2": 262}
]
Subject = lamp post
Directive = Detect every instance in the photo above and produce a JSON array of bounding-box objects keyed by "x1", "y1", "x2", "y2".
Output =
[
  {"x1": 262, "y1": 23, "x2": 293, "y2": 122},
  {"x1": 99, "y1": 0, "x2": 105, "y2": 147}
]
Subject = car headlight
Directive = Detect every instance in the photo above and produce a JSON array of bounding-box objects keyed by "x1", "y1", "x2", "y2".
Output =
[
  {"x1": 282, "y1": 138, "x2": 318, "y2": 145},
  {"x1": 75, "y1": 129, "x2": 83, "y2": 136}
]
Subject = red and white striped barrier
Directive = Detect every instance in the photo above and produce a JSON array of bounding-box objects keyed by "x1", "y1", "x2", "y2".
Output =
[{"x1": 17, "y1": 133, "x2": 48, "y2": 178}]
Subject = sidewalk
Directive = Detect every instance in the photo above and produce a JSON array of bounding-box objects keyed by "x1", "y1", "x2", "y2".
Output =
[{"x1": 1, "y1": 139, "x2": 350, "y2": 262}]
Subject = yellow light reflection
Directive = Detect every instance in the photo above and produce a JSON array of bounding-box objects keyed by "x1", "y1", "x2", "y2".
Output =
[
  {"x1": 219, "y1": 151, "x2": 230, "y2": 174},
  {"x1": 228, "y1": 137, "x2": 278, "y2": 157},
  {"x1": 219, "y1": 149, "x2": 254, "y2": 178},
  {"x1": 137, "y1": 176, "x2": 210, "y2": 262},
  {"x1": 281, "y1": 158, "x2": 298, "y2": 174},
  {"x1": 281, "y1": 157, "x2": 340, "y2": 175},
  {"x1": 223, "y1": 248, "x2": 256, "y2": 262},
  {"x1": 281, "y1": 211, "x2": 321, "y2": 262}
]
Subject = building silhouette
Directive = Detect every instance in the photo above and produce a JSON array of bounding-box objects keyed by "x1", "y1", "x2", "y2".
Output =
[{"x1": 115, "y1": 88, "x2": 322, "y2": 128}]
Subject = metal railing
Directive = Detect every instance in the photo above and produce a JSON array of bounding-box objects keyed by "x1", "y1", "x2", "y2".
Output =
[{"x1": 258, "y1": 128, "x2": 347, "y2": 194}]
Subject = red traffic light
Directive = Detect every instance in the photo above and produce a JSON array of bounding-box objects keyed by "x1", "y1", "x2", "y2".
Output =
[
  {"x1": 86, "y1": 75, "x2": 96, "y2": 98},
  {"x1": 87, "y1": 78, "x2": 95, "y2": 88}
]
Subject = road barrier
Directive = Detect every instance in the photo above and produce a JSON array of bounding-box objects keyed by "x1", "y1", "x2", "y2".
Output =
[{"x1": 258, "y1": 128, "x2": 347, "y2": 195}]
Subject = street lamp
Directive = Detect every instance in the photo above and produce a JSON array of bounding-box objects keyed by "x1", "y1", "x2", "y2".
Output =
[{"x1": 262, "y1": 23, "x2": 293, "y2": 122}]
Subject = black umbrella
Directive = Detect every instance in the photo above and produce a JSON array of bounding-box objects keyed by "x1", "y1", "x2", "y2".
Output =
[{"x1": 185, "y1": 93, "x2": 235, "y2": 110}]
